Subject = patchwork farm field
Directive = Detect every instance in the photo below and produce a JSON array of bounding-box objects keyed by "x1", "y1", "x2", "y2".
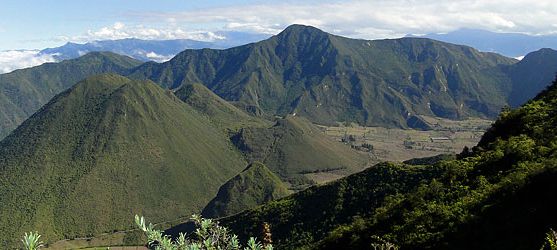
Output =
[{"x1": 319, "y1": 116, "x2": 493, "y2": 168}]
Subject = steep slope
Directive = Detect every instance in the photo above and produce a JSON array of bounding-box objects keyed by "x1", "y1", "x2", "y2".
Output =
[
  {"x1": 230, "y1": 115, "x2": 368, "y2": 189},
  {"x1": 217, "y1": 78, "x2": 557, "y2": 249},
  {"x1": 202, "y1": 162, "x2": 290, "y2": 218},
  {"x1": 0, "y1": 74, "x2": 246, "y2": 247},
  {"x1": 174, "y1": 83, "x2": 269, "y2": 130},
  {"x1": 0, "y1": 52, "x2": 142, "y2": 139},
  {"x1": 506, "y1": 48, "x2": 557, "y2": 107},
  {"x1": 129, "y1": 24, "x2": 516, "y2": 128}
]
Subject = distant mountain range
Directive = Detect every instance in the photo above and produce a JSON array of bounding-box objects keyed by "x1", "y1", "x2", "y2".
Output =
[
  {"x1": 413, "y1": 28, "x2": 557, "y2": 58},
  {"x1": 2, "y1": 25, "x2": 557, "y2": 139},
  {"x1": 39, "y1": 31, "x2": 270, "y2": 62},
  {"x1": 0, "y1": 32, "x2": 270, "y2": 74},
  {"x1": 129, "y1": 25, "x2": 556, "y2": 128}
]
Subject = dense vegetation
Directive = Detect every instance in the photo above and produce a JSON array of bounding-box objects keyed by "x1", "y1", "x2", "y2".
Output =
[
  {"x1": 0, "y1": 74, "x2": 248, "y2": 247},
  {"x1": 220, "y1": 162, "x2": 443, "y2": 249},
  {"x1": 136, "y1": 214, "x2": 273, "y2": 250},
  {"x1": 202, "y1": 162, "x2": 291, "y2": 218},
  {"x1": 219, "y1": 78, "x2": 557, "y2": 249},
  {"x1": 0, "y1": 52, "x2": 141, "y2": 139}
]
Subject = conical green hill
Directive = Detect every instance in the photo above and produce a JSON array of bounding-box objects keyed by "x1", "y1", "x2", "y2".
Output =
[
  {"x1": 202, "y1": 162, "x2": 290, "y2": 218},
  {"x1": 0, "y1": 52, "x2": 142, "y2": 139},
  {"x1": 0, "y1": 74, "x2": 246, "y2": 247}
]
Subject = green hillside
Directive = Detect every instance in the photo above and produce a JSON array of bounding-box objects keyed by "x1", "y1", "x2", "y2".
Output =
[
  {"x1": 4, "y1": 25, "x2": 557, "y2": 137},
  {"x1": 174, "y1": 83, "x2": 269, "y2": 130},
  {"x1": 506, "y1": 48, "x2": 557, "y2": 107},
  {"x1": 129, "y1": 24, "x2": 517, "y2": 128},
  {"x1": 0, "y1": 74, "x2": 246, "y2": 247},
  {"x1": 202, "y1": 162, "x2": 290, "y2": 218},
  {"x1": 4, "y1": 25, "x2": 557, "y2": 139},
  {"x1": 0, "y1": 52, "x2": 142, "y2": 139},
  {"x1": 219, "y1": 77, "x2": 557, "y2": 249},
  {"x1": 230, "y1": 115, "x2": 368, "y2": 189}
]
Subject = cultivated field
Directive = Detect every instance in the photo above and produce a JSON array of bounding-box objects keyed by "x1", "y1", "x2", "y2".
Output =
[{"x1": 319, "y1": 115, "x2": 493, "y2": 164}]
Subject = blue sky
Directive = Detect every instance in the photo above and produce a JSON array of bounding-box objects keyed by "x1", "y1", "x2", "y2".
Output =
[
  {"x1": 1, "y1": 0, "x2": 557, "y2": 50},
  {"x1": 0, "y1": 0, "x2": 273, "y2": 49}
]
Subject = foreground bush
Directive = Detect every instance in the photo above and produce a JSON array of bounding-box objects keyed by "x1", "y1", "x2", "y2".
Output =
[
  {"x1": 136, "y1": 214, "x2": 272, "y2": 250},
  {"x1": 21, "y1": 232, "x2": 43, "y2": 250}
]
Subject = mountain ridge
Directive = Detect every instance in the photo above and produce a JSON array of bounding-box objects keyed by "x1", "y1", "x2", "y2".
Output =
[
  {"x1": 128, "y1": 24, "x2": 521, "y2": 128},
  {"x1": 3, "y1": 24, "x2": 557, "y2": 139}
]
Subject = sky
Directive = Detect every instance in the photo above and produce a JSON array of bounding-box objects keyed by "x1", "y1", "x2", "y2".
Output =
[
  {"x1": 2, "y1": 0, "x2": 557, "y2": 51},
  {"x1": 1, "y1": 0, "x2": 557, "y2": 73}
]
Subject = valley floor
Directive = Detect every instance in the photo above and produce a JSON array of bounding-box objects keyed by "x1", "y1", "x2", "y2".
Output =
[{"x1": 309, "y1": 116, "x2": 492, "y2": 183}]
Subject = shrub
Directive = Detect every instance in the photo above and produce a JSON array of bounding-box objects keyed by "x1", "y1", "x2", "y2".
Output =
[
  {"x1": 21, "y1": 232, "x2": 43, "y2": 250},
  {"x1": 541, "y1": 228, "x2": 557, "y2": 250},
  {"x1": 135, "y1": 214, "x2": 273, "y2": 250}
]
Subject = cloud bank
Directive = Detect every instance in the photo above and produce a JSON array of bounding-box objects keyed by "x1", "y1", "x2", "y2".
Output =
[
  {"x1": 122, "y1": 0, "x2": 557, "y2": 40},
  {"x1": 0, "y1": 50, "x2": 57, "y2": 74},
  {"x1": 41, "y1": 0, "x2": 556, "y2": 48},
  {"x1": 57, "y1": 22, "x2": 226, "y2": 44}
]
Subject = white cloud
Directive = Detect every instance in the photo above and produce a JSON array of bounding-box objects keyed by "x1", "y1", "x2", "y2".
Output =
[
  {"x1": 138, "y1": 51, "x2": 174, "y2": 62},
  {"x1": 128, "y1": 0, "x2": 557, "y2": 39},
  {"x1": 60, "y1": 22, "x2": 226, "y2": 44},
  {"x1": 0, "y1": 50, "x2": 58, "y2": 74},
  {"x1": 43, "y1": 0, "x2": 556, "y2": 48}
]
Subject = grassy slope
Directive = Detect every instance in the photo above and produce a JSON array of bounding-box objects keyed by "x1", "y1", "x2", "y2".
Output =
[
  {"x1": 220, "y1": 78, "x2": 557, "y2": 250},
  {"x1": 202, "y1": 162, "x2": 291, "y2": 218},
  {"x1": 0, "y1": 52, "x2": 142, "y2": 139},
  {"x1": 230, "y1": 115, "x2": 369, "y2": 189},
  {"x1": 0, "y1": 74, "x2": 246, "y2": 247},
  {"x1": 174, "y1": 83, "x2": 270, "y2": 131},
  {"x1": 129, "y1": 24, "x2": 517, "y2": 128}
]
